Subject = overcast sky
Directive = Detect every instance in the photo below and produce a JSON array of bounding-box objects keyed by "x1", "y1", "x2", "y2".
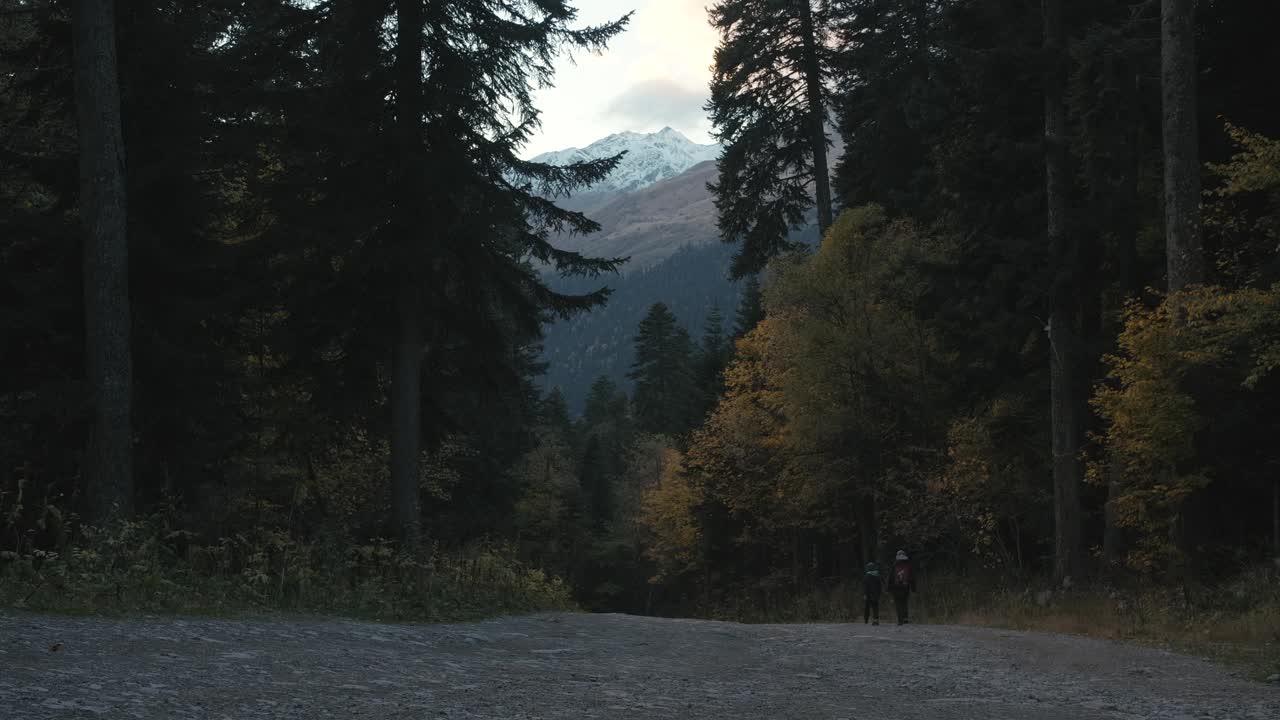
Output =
[{"x1": 521, "y1": 0, "x2": 719, "y2": 157}]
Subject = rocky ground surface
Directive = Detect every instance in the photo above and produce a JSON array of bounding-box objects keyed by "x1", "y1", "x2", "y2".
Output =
[{"x1": 2, "y1": 611, "x2": 1276, "y2": 719}]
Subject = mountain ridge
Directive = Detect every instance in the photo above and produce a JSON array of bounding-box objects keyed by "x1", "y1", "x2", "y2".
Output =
[
  {"x1": 531, "y1": 127, "x2": 719, "y2": 197},
  {"x1": 533, "y1": 129, "x2": 828, "y2": 413},
  {"x1": 556, "y1": 158, "x2": 719, "y2": 272}
]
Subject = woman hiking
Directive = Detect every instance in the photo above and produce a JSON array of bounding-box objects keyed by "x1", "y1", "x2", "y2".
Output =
[{"x1": 889, "y1": 549, "x2": 916, "y2": 625}]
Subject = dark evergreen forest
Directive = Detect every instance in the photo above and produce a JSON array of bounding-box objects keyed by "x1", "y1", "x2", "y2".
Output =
[{"x1": 2, "y1": 0, "x2": 1279, "y2": 649}]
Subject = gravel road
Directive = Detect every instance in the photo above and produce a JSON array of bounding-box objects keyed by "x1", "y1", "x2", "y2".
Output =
[{"x1": 2, "y1": 611, "x2": 1276, "y2": 719}]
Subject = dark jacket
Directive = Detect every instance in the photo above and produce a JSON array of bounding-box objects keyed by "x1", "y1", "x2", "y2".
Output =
[
  {"x1": 889, "y1": 560, "x2": 916, "y2": 593},
  {"x1": 863, "y1": 569, "x2": 882, "y2": 596}
]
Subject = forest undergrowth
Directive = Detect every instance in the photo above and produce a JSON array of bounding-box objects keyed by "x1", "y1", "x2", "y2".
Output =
[
  {"x1": 0, "y1": 511, "x2": 574, "y2": 623},
  {"x1": 3, "y1": 506, "x2": 1275, "y2": 680}
]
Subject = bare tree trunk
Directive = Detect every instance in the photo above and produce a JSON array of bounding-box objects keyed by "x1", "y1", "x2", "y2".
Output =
[
  {"x1": 857, "y1": 494, "x2": 878, "y2": 566},
  {"x1": 391, "y1": 283, "x2": 424, "y2": 545},
  {"x1": 791, "y1": 529, "x2": 802, "y2": 589},
  {"x1": 798, "y1": 0, "x2": 832, "y2": 234},
  {"x1": 1012, "y1": 517, "x2": 1024, "y2": 573},
  {"x1": 1272, "y1": 477, "x2": 1279, "y2": 561},
  {"x1": 1159, "y1": 0, "x2": 1202, "y2": 583},
  {"x1": 1162, "y1": 0, "x2": 1202, "y2": 292},
  {"x1": 73, "y1": 0, "x2": 133, "y2": 524},
  {"x1": 390, "y1": 0, "x2": 425, "y2": 547},
  {"x1": 1044, "y1": 0, "x2": 1083, "y2": 584},
  {"x1": 1102, "y1": 471, "x2": 1123, "y2": 570}
]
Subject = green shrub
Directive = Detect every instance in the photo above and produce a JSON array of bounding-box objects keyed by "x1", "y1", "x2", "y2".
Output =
[{"x1": 0, "y1": 514, "x2": 574, "y2": 622}]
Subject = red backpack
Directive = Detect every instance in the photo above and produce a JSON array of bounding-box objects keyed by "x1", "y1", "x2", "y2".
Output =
[{"x1": 893, "y1": 562, "x2": 911, "y2": 586}]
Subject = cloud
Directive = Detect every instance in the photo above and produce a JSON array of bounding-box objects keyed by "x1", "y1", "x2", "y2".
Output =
[
  {"x1": 604, "y1": 79, "x2": 709, "y2": 130},
  {"x1": 522, "y1": 0, "x2": 720, "y2": 156}
]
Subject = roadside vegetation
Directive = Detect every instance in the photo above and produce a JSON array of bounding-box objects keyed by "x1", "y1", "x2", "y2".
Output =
[{"x1": 0, "y1": 513, "x2": 572, "y2": 622}]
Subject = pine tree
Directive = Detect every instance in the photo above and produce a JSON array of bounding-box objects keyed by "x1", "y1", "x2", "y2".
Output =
[
  {"x1": 1043, "y1": 0, "x2": 1084, "y2": 582},
  {"x1": 263, "y1": 1, "x2": 631, "y2": 542},
  {"x1": 583, "y1": 376, "x2": 625, "y2": 431},
  {"x1": 830, "y1": 0, "x2": 939, "y2": 216},
  {"x1": 576, "y1": 374, "x2": 632, "y2": 522},
  {"x1": 579, "y1": 435, "x2": 613, "y2": 532},
  {"x1": 1162, "y1": 0, "x2": 1202, "y2": 291},
  {"x1": 390, "y1": 0, "x2": 428, "y2": 546},
  {"x1": 0, "y1": 4, "x2": 84, "y2": 492},
  {"x1": 696, "y1": 307, "x2": 731, "y2": 419},
  {"x1": 707, "y1": 0, "x2": 834, "y2": 278},
  {"x1": 542, "y1": 387, "x2": 574, "y2": 438},
  {"x1": 733, "y1": 275, "x2": 766, "y2": 338},
  {"x1": 630, "y1": 303, "x2": 698, "y2": 436},
  {"x1": 73, "y1": 0, "x2": 134, "y2": 523}
]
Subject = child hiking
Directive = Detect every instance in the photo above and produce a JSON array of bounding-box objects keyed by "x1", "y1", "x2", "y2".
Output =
[
  {"x1": 889, "y1": 549, "x2": 916, "y2": 625},
  {"x1": 862, "y1": 562, "x2": 882, "y2": 625}
]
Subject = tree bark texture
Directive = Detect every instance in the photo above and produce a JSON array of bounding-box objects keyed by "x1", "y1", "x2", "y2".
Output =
[
  {"x1": 797, "y1": 0, "x2": 833, "y2": 234},
  {"x1": 390, "y1": 0, "x2": 426, "y2": 547},
  {"x1": 1043, "y1": 0, "x2": 1083, "y2": 583},
  {"x1": 1161, "y1": 0, "x2": 1202, "y2": 292},
  {"x1": 857, "y1": 494, "x2": 878, "y2": 566},
  {"x1": 1103, "y1": 92, "x2": 1145, "y2": 572},
  {"x1": 73, "y1": 0, "x2": 134, "y2": 524},
  {"x1": 1272, "y1": 478, "x2": 1279, "y2": 560}
]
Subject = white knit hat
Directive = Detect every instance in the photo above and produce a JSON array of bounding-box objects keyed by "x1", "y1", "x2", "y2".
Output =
[{"x1": 895, "y1": 550, "x2": 908, "y2": 561}]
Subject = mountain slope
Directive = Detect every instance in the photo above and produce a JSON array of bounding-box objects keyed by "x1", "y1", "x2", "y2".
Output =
[
  {"x1": 541, "y1": 242, "x2": 744, "y2": 414},
  {"x1": 541, "y1": 223, "x2": 821, "y2": 415},
  {"x1": 535, "y1": 128, "x2": 829, "y2": 412},
  {"x1": 558, "y1": 159, "x2": 718, "y2": 271}
]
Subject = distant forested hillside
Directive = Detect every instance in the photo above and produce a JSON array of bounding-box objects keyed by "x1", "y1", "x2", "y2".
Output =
[
  {"x1": 540, "y1": 243, "x2": 741, "y2": 415},
  {"x1": 540, "y1": 223, "x2": 820, "y2": 415}
]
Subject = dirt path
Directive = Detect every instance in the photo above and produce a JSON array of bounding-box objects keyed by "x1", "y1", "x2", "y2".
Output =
[{"x1": 2, "y1": 611, "x2": 1275, "y2": 719}]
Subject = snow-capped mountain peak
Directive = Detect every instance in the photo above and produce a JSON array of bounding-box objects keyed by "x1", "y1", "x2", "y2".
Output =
[{"x1": 530, "y1": 128, "x2": 720, "y2": 195}]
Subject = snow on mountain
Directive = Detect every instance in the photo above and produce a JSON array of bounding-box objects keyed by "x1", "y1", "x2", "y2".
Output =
[{"x1": 530, "y1": 127, "x2": 720, "y2": 196}]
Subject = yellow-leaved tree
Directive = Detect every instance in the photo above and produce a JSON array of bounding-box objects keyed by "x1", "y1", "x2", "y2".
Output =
[
  {"x1": 680, "y1": 205, "x2": 953, "y2": 590},
  {"x1": 933, "y1": 394, "x2": 1049, "y2": 572},
  {"x1": 638, "y1": 446, "x2": 703, "y2": 583},
  {"x1": 1090, "y1": 125, "x2": 1280, "y2": 577},
  {"x1": 762, "y1": 205, "x2": 949, "y2": 561},
  {"x1": 1090, "y1": 286, "x2": 1280, "y2": 574}
]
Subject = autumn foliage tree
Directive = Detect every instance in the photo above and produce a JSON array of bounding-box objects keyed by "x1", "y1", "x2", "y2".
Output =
[
  {"x1": 650, "y1": 206, "x2": 956, "y2": 597},
  {"x1": 1090, "y1": 286, "x2": 1280, "y2": 575},
  {"x1": 1090, "y1": 127, "x2": 1280, "y2": 577}
]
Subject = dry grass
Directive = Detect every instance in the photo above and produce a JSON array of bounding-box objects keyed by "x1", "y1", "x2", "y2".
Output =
[
  {"x1": 918, "y1": 570, "x2": 1280, "y2": 681},
  {"x1": 711, "y1": 568, "x2": 1280, "y2": 681}
]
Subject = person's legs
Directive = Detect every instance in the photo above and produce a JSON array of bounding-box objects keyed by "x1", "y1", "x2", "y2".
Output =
[
  {"x1": 870, "y1": 594, "x2": 879, "y2": 625},
  {"x1": 863, "y1": 593, "x2": 871, "y2": 624},
  {"x1": 893, "y1": 590, "x2": 908, "y2": 624}
]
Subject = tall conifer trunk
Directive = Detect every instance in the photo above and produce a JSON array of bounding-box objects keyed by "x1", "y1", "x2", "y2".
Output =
[
  {"x1": 798, "y1": 0, "x2": 832, "y2": 234},
  {"x1": 1160, "y1": 0, "x2": 1202, "y2": 592},
  {"x1": 1162, "y1": 0, "x2": 1202, "y2": 292},
  {"x1": 857, "y1": 494, "x2": 878, "y2": 566},
  {"x1": 1043, "y1": 0, "x2": 1083, "y2": 583},
  {"x1": 1103, "y1": 77, "x2": 1145, "y2": 572},
  {"x1": 73, "y1": 0, "x2": 133, "y2": 523},
  {"x1": 391, "y1": 0, "x2": 425, "y2": 546},
  {"x1": 1272, "y1": 478, "x2": 1279, "y2": 560}
]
